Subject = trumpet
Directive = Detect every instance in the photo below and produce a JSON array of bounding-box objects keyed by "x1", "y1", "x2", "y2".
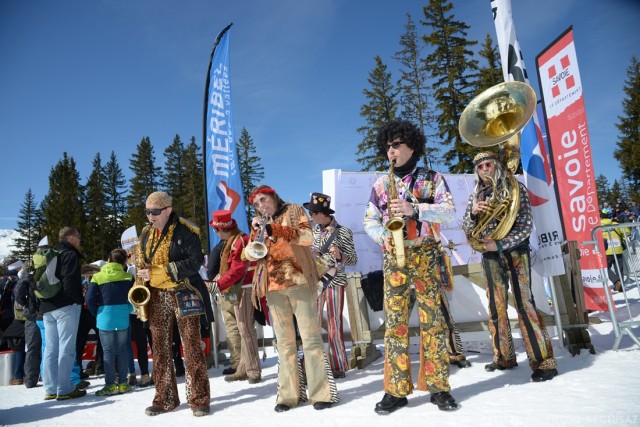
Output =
[
  {"x1": 245, "y1": 214, "x2": 270, "y2": 260},
  {"x1": 128, "y1": 275, "x2": 150, "y2": 322}
]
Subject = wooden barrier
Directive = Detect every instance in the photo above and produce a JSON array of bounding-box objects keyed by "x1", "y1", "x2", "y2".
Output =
[
  {"x1": 344, "y1": 272, "x2": 382, "y2": 369},
  {"x1": 344, "y1": 244, "x2": 595, "y2": 370}
]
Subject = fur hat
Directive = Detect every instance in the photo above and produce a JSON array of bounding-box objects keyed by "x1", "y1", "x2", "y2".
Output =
[
  {"x1": 303, "y1": 192, "x2": 334, "y2": 215},
  {"x1": 146, "y1": 191, "x2": 172, "y2": 208},
  {"x1": 473, "y1": 151, "x2": 498, "y2": 167},
  {"x1": 209, "y1": 210, "x2": 237, "y2": 229}
]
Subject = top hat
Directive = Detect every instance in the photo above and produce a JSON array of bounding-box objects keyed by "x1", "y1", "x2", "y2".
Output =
[
  {"x1": 209, "y1": 210, "x2": 237, "y2": 229},
  {"x1": 303, "y1": 192, "x2": 334, "y2": 215}
]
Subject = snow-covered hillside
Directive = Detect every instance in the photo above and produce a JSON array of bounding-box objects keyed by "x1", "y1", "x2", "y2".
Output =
[{"x1": 0, "y1": 229, "x2": 19, "y2": 263}]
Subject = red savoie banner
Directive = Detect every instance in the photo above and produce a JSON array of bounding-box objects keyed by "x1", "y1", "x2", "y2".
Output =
[{"x1": 536, "y1": 27, "x2": 608, "y2": 311}]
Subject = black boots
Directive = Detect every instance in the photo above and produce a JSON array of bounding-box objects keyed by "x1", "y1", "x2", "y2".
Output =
[
  {"x1": 430, "y1": 392, "x2": 459, "y2": 411},
  {"x1": 451, "y1": 359, "x2": 472, "y2": 368},
  {"x1": 374, "y1": 393, "x2": 408, "y2": 415},
  {"x1": 485, "y1": 361, "x2": 518, "y2": 372},
  {"x1": 531, "y1": 368, "x2": 558, "y2": 382},
  {"x1": 313, "y1": 402, "x2": 334, "y2": 410},
  {"x1": 375, "y1": 391, "x2": 460, "y2": 414}
]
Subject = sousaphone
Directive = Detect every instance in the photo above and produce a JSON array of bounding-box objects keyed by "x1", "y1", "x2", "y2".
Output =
[
  {"x1": 459, "y1": 81, "x2": 536, "y2": 173},
  {"x1": 458, "y1": 81, "x2": 536, "y2": 252}
]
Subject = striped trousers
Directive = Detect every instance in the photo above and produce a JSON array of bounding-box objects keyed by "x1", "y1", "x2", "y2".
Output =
[
  {"x1": 317, "y1": 284, "x2": 348, "y2": 374},
  {"x1": 482, "y1": 245, "x2": 557, "y2": 371}
]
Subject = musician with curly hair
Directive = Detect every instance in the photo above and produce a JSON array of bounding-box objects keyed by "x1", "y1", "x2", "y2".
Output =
[{"x1": 363, "y1": 119, "x2": 459, "y2": 414}]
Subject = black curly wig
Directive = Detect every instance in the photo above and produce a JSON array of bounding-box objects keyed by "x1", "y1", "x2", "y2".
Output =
[{"x1": 375, "y1": 119, "x2": 426, "y2": 158}]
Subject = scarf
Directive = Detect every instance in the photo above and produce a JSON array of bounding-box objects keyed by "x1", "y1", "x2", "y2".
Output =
[
  {"x1": 219, "y1": 229, "x2": 242, "y2": 277},
  {"x1": 393, "y1": 152, "x2": 419, "y2": 177}
]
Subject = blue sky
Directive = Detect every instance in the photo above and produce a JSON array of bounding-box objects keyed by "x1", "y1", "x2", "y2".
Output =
[{"x1": 1, "y1": 0, "x2": 638, "y2": 231}]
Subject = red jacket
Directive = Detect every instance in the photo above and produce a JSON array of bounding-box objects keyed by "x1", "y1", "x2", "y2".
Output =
[{"x1": 216, "y1": 233, "x2": 255, "y2": 291}]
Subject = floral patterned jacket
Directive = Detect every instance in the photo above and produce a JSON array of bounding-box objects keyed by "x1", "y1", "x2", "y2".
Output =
[{"x1": 363, "y1": 166, "x2": 455, "y2": 247}]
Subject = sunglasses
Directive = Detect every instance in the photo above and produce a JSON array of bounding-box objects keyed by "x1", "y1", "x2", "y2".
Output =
[
  {"x1": 252, "y1": 196, "x2": 269, "y2": 209},
  {"x1": 145, "y1": 206, "x2": 170, "y2": 216},
  {"x1": 386, "y1": 141, "x2": 405, "y2": 151}
]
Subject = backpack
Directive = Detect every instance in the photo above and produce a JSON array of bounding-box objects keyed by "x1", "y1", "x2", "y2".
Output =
[{"x1": 32, "y1": 248, "x2": 64, "y2": 300}]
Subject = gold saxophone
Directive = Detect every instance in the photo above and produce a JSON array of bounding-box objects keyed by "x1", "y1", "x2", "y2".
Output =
[
  {"x1": 385, "y1": 160, "x2": 406, "y2": 267},
  {"x1": 128, "y1": 274, "x2": 150, "y2": 322}
]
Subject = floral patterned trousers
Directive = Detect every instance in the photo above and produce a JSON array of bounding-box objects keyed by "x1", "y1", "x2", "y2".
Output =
[{"x1": 382, "y1": 242, "x2": 451, "y2": 397}]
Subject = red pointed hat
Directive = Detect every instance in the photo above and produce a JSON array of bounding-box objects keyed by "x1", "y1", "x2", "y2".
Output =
[{"x1": 209, "y1": 210, "x2": 237, "y2": 229}]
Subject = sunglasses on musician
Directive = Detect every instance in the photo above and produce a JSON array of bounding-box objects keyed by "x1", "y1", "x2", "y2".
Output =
[
  {"x1": 252, "y1": 196, "x2": 269, "y2": 209},
  {"x1": 145, "y1": 206, "x2": 170, "y2": 216},
  {"x1": 386, "y1": 141, "x2": 406, "y2": 151}
]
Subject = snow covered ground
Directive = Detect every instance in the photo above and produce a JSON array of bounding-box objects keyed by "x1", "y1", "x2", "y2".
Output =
[{"x1": 2, "y1": 288, "x2": 640, "y2": 426}]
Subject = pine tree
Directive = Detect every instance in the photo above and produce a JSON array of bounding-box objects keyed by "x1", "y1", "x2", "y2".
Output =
[
  {"x1": 613, "y1": 55, "x2": 640, "y2": 189},
  {"x1": 12, "y1": 189, "x2": 41, "y2": 261},
  {"x1": 394, "y1": 13, "x2": 435, "y2": 165},
  {"x1": 356, "y1": 55, "x2": 399, "y2": 171},
  {"x1": 237, "y1": 127, "x2": 265, "y2": 226},
  {"x1": 182, "y1": 137, "x2": 206, "y2": 234},
  {"x1": 475, "y1": 34, "x2": 502, "y2": 96},
  {"x1": 596, "y1": 174, "x2": 611, "y2": 207},
  {"x1": 162, "y1": 134, "x2": 186, "y2": 212},
  {"x1": 41, "y1": 153, "x2": 84, "y2": 243},
  {"x1": 83, "y1": 153, "x2": 110, "y2": 260},
  {"x1": 610, "y1": 180, "x2": 622, "y2": 205},
  {"x1": 104, "y1": 151, "x2": 128, "y2": 251},
  {"x1": 126, "y1": 137, "x2": 161, "y2": 231},
  {"x1": 422, "y1": 0, "x2": 478, "y2": 172},
  {"x1": 619, "y1": 176, "x2": 632, "y2": 204}
]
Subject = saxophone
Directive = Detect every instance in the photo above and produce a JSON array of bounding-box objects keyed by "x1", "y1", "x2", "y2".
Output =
[
  {"x1": 128, "y1": 273, "x2": 151, "y2": 322},
  {"x1": 385, "y1": 160, "x2": 406, "y2": 268}
]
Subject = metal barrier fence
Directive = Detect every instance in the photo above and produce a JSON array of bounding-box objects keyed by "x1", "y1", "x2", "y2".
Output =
[{"x1": 588, "y1": 222, "x2": 640, "y2": 350}]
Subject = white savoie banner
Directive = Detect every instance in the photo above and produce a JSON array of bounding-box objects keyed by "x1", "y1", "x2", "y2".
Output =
[{"x1": 491, "y1": 0, "x2": 566, "y2": 276}]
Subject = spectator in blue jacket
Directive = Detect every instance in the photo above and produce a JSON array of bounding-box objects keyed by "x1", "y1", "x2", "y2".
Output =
[{"x1": 86, "y1": 248, "x2": 134, "y2": 396}]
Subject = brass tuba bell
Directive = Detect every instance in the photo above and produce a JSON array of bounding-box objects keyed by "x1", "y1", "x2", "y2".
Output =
[
  {"x1": 458, "y1": 81, "x2": 536, "y2": 252},
  {"x1": 458, "y1": 81, "x2": 536, "y2": 174}
]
